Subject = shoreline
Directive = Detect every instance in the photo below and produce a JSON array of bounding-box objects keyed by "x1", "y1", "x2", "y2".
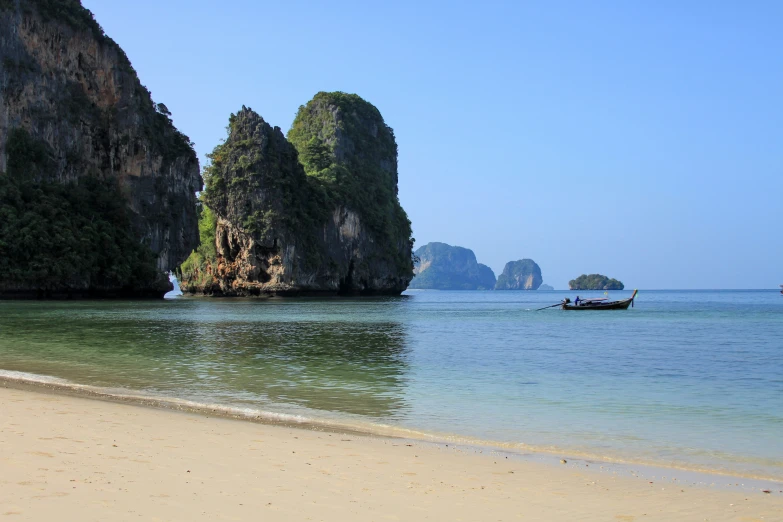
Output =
[
  {"x1": 1, "y1": 385, "x2": 781, "y2": 521},
  {"x1": 2, "y1": 370, "x2": 782, "y2": 489}
]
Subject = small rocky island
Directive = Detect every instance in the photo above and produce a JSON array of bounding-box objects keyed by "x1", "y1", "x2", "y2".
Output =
[
  {"x1": 568, "y1": 274, "x2": 624, "y2": 290},
  {"x1": 409, "y1": 242, "x2": 496, "y2": 290},
  {"x1": 178, "y1": 93, "x2": 414, "y2": 296},
  {"x1": 495, "y1": 260, "x2": 543, "y2": 290},
  {"x1": 0, "y1": 0, "x2": 201, "y2": 298},
  {"x1": 538, "y1": 284, "x2": 555, "y2": 291}
]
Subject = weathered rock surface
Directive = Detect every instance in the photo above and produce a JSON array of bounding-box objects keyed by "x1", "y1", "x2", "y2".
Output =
[
  {"x1": 409, "y1": 242, "x2": 496, "y2": 290},
  {"x1": 179, "y1": 95, "x2": 413, "y2": 296},
  {"x1": 0, "y1": 0, "x2": 201, "y2": 297},
  {"x1": 495, "y1": 259, "x2": 543, "y2": 290}
]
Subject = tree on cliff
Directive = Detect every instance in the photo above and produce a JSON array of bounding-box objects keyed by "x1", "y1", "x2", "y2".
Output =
[
  {"x1": 288, "y1": 91, "x2": 413, "y2": 273},
  {"x1": 0, "y1": 133, "x2": 165, "y2": 297}
]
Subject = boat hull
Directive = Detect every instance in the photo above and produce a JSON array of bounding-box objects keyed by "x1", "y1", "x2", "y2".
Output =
[{"x1": 562, "y1": 298, "x2": 633, "y2": 310}]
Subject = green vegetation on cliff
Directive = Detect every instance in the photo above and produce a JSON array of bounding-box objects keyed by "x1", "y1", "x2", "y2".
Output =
[
  {"x1": 192, "y1": 107, "x2": 329, "y2": 275},
  {"x1": 568, "y1": 274, "x2": 624, "y2": 290},
  {"x1": 179, "y1": 94, "x2": 414, "y2": 295},
  {"x1": 203, "y1": 108, "x2": 324, "y2": 239},
  {"x1": 288, "y1": 92, "x2": 413, "y2": 271},
  {"x1": 5, "y1": 126, "x2": 54, "y2": 179},
  {"x1": 178, "y1": 200, "x2": 217, "y2": 284},
  {"x1": 1, "y1": 0, "x2": 201, "y2": 297},
  {"x1": 0, "y1": 132, "x2": 166, "y2": 296}
]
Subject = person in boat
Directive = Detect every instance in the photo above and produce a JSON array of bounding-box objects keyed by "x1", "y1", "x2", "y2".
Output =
[{"x1": 575, "y1": 296, "x2": 580, "y2": 306}]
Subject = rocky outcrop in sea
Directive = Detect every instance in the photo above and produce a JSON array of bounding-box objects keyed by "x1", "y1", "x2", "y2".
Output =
[
  {"x1": 568, "y1": 274, "x2": 624, "y2": 290},
  {"x1": 495, "y1": 259, "x2": 543, "y2": 290},
  {"x1": 178, "y1": 93, "x2": 413, "y2": 296},
  {"x1": 410, "y1": 242, "x2": 496, "y2": 290}
]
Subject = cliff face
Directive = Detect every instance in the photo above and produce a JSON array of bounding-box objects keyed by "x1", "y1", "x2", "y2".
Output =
[
  {"x1": 410, "y1": 242, "x2": 496, "y2": 290},
  {"x1": 495, "y1": 259, "x2": 543, "y2": 290},
  {"x1": 179, "y1": 95, "x2": 413, "y2": 296},
  {"x1": 477, "y1": 264, "x2": 496, "y2": 289},
  {"x1": 0, "y1": 1, "x2": 201, "y2": 297}
]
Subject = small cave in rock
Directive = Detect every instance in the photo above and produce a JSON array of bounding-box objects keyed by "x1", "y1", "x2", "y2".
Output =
[
  {"x1": 251, "y1": 253, "x2": 273, "y2": 284},
  {"x1": 338, "y1": 259, "x2": 355, "y2": 295},
  {"x1": 258, "y1": 270, "x2": 272, "y2": 284}
]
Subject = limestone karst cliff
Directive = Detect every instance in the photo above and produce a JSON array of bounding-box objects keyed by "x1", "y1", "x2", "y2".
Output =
[
  {"x1": 0, "y1": 0, "x2": 201, "y2": 297},
  {"x1": 178, "y1": 93, "x2": 413, "y2": 296},
  {"x1": 495, "y1": 259, "x2": 543, "y2": 290},
  {"x1": 410, "y1": 242, "x2": 496, "y2": 290}
]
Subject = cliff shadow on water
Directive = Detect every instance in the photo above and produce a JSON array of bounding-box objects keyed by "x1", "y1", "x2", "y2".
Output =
[{"x1": 0, "y1": 299, "x2": 413, "y2": 418}]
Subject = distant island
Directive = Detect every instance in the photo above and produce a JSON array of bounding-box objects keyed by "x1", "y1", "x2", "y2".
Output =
[
  {"x1": 538, "y1": 284, "x2": 555, "y2": 291},
  {"x1": 410, "y1": 242, "x2": 495, "y2": 290},
  {"x1": 495, "y1": 259, "x2": 543, "y2": 290},
  {"x1": 568, "y1": 274, "x2": 624, "y2": 290}
]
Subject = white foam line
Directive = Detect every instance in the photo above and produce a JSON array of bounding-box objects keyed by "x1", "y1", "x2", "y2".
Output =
[
  {"x1": 2, "y1": 368, "x2": 782, "y2": 485},
  {"x1": 0, "y1": 369, "x2": 71, "y2": 385},
  {"x1": 0, "y1": 368, "x2": 396, "y2": 433}
]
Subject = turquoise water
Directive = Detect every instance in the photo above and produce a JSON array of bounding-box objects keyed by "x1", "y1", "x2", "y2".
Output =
[{"x1": 0, "y1": 290, "x2": 781, "y2": 480}]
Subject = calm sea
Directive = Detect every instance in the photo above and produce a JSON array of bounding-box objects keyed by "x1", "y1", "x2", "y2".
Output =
[{"x1": 0, "y1": 290, "x2": 781, "y2": 480}]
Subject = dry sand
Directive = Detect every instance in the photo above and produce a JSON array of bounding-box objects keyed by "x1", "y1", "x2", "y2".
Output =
[{"x1": 1, "y1": 385, "x2": 781, "y2": 521}]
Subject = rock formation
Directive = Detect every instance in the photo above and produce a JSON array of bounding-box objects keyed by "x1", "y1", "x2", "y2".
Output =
[
  {"x1": 178, "y1": 93, "x2": 413, "y2": 296},
  {"x1": 409, "y1": 242, "x2": 496, "y2": 290},
  {"x1": 477, "y1": 264, "x2": 496, "y2": 289},
  {"x1": 495, "y1": 259, "x2": 543, "y2": 290},
  {"x1": 538, "y1": 284, "x2": 554, "y2": 291},
  {"x1": 0, "y1": 0, "x2": 201, "y2": 297},
  {"x1": 568, "y1": 274, "x2": 624, "y2": 290}
]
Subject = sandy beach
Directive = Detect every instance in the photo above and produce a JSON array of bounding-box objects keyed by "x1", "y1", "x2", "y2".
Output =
[{"x1": 0, "y1": 385, "x2": 780, "y2": 521}]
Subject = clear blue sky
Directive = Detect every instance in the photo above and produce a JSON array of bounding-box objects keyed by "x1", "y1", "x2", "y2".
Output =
[{"x1": 83, "y1": 0, "x2": 781, "y2": 289}]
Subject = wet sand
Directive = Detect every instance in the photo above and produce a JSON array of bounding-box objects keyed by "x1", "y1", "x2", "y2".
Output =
[{"x1": 1, "y1": 385, "x2": 781, "y2": 521}]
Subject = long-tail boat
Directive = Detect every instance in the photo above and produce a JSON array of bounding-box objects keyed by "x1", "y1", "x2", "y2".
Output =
[{"x1": 561, "y1": 290, "x2": 638, "y2": 310}]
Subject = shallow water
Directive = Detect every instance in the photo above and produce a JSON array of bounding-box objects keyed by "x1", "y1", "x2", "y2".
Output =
[{"x1": 0, "y1": 290, "x2": 781, "y2": 480}]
